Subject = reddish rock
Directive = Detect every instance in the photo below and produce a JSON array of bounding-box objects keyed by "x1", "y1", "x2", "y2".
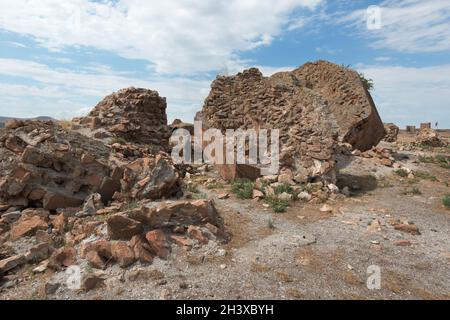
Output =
[
  {"x1": 394, "y1": 240, "x2": 412, "y2": 247},
  {"x1": 380, "y1": 158, "x2": 393, "y2": 167},
  {"x1": 216, "y1": 164, "x2": 261, "y2": 181},
  {"x1": 49, "y1": 247, "x2": 77, "y2": 269},
  {"x1": 0, "y1": 255, "x2": 26, "y2": 274},
  {"x1": 170, "y1": 235, "x2": 193, "y2": 251},
  {"x1": 10, "y1": 215, "x2": 48, "y2": 240},
  {"x1": 81, "y1": 240, "x2": 112, "y2": 259},
  {"x1": 86, "y1": 251, "x2": 107, "y2": 270},
  {"x1": 111, "y1": 242, "x2": 136, "y2": 268},
  {"x1": 82, "y1": 274, "x2": 104, "y2": 292},
  {"x1": 107, "y1": 214, "x2": 143, "y2": 240},
  {"x1": 129, "y1": 235, "x2": 154, "y2": 264},
  {"x1": 187, "y1": 225, "x2": 209, "y2": 244},
  {"x1": 52, "y1": 213, "x2": 67, "y2": 234},
  {"x1": 43, "y1": 192, "x2": 84, "y2": 211},
  {"x1": 24, "y1": 243, "x2": 52, "y2": 263},
  {"x1": 145, "y1": 230, "x2": 171, "y2": 259},
  {"x1": 394, "y1": 223, "x2": 421, "y2": 235}
]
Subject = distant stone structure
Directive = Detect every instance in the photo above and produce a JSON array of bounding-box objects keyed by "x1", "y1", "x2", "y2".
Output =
[
  {"x1": 406, "y1": 126, "x2": 416, "y2": 134},
  {"x1": 420, "y1": 123, "x2": 431, "y2": 130}
]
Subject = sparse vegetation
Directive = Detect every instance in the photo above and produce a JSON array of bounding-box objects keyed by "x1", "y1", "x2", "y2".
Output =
[
  {"x1": 125, "y1": 200, "x2": 140, "y2": 210},
  {"x1": 402, "y1": 187, "x2": 422, "y2": 195},
  {"x1": 358, "y1": 72, "x2": 374, "y2": 91},
  {"x1": 206, "y1": 182, "x2": 224, "y2": 190},
  {"x1": 443, "y1": 194, "x2": 450, "y2": 209},
  {"x1": 414, "y1": 171, "x2": 437, "y2": 181},
  {"x1": 184, "y1": 182, "x2": 200, "y2": 193},
  {"x1": 231, "y1": 179, "x2": 255, "y2": 199},
  {"x1": 265, "y1": 197, "x2": 290, "y2": 213},
  {"x1": 273, "y1": 183, "x2": 293, "y2": 195},
  {"x1": 394, "y1": 168, "x2": 408, "y2": 177},
  {"x1": 378, "y1": 177, "x2": 394, "y2": 188},
  {"x1": 110, "y1": 136, "x2": 127, "y2": 145},
  {"x1": 267, "y1": 217, "x2": 275, "y2": 229},
  {"x1": 419, "y1": 155, "x2": 450, "y2": 169}
]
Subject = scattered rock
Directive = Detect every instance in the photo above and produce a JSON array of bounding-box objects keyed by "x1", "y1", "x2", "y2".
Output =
[
  {"x1": 187, "y1": 225, "x2": 209, "y2": 244},
  {"x1": 82, "y1": 273, "x2": 105, "y2": 292},
  {"x1": 0, "y1": 255, "x2": 26, "y2": 275},
  {"x1": 394, "y1": 240, "x2": 412, "y2": 247},
  {"x1": 394, "y1": 223, "x2": 421, "y2": 236},
  {"x1": 252, "y1": 189, "x2": 264, "y2": 199},
  {"x1": 129, "y1": 235, "x2": 154, "y2": 264},
  {"x1": 111, "y1": 242, "x2": 136, "y2": 268},
  {"x1": 10, "y1": 215, "x2": 48, "y2": 240},
  {"x1": 145, "y1": 230, "x2": 171, "y2": 259},
  {"x1": 320, "y1": 204, "x2": 333, "y2": 213},
  {"x1": 107, "y1": 214, "x2": 143, "y2": 240},
  {"x1": 49, "y1": 247, "x2": 77, "y2": 269},
  {"x1": 45, "y1": 282, "x2": 61, "y2": 295}
]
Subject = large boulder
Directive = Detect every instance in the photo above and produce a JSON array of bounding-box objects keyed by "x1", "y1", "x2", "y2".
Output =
[
  {"x1": 201, "y1": 60, "x2": 385, "y2": 182},
  {"x1": 0, "y1": 121, "x2": 122, "y2": 210}
]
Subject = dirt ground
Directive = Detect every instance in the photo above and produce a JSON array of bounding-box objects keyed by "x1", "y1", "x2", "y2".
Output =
[{"x1": 1, "y1": 132, "x2": 449, "y2": 300}]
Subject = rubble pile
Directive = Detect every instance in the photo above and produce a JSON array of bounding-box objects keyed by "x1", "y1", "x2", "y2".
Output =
[
  {"x1": 415, "y1": 128, "x2": 447, "y2": 147},
  {"x1": 0, "y1": 120, "x2": 120, "y2": 210},
  {"x1": 201, "y1": 60, "x2": 385, "y2": 183},
  {"x1": 0, "y1": 199, "x2": 226, "y2": 286}
]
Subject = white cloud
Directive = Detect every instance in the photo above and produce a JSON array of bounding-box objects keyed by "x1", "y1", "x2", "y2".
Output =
[
  {"x1": 374, "y1": 56, "x2": 392, "y2": 62},
  {"x1": 0, "y1": 58, "x2": 211, "y2": 121},
  {"x1": 338, "y1": 0, "x2": 450, "y2": 53},
  {"x1": 359, "y1": 63, "x2": 450, "y2": 128},
  {"x1": 0, "y1": 0, "x2": 322, "y2": 74}
]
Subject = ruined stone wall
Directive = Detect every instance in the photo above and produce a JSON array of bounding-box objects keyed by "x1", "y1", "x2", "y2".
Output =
[
  {"x1": 201, "y1": 61, "x2": 385, "y2": 182},
  {"x1": 75, "y1": 88, "x2": 171, "y2": 148}
]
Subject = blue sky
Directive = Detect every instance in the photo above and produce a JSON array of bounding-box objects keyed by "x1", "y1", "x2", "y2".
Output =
[{"x1": 0, "y1": 0, "x2": 449, "y2": 128}]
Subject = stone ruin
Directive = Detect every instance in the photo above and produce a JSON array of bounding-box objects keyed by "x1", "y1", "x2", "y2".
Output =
[
  {"x1": 73, "y1": 87, "x2": 171, "y2": 150},
  {"x1": 0, "y1": 98, "x2": 182, "y2": 212},
  {"x1": 200, "y1": 60, "x2": 386, "y2": 183}
]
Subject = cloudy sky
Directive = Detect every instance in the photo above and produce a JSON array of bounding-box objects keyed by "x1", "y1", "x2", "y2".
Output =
[{"x1": 0, "y1": 0, "x2": 449, "y2": 127}]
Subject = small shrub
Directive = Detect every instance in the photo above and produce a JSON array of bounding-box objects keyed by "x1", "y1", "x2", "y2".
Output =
[
  {"x1": 110, "y1": 137, "x2": 127, "y2": 145},
  {"x1": 402, "y1": 187, "x2": 422, "y2": 195},
  {"x1": 443, "y1": 194, "x2": 450, "y2": 209},
  {"x1": 206, "y1": 182, "x2": 224, "y2": 190},
  {"x1": 273, "y1": 183, "x2": 293, "y2": 195},
  {"x1": 265, "y1": 197, "x2": 289, "y2": 213},
  {"x1": 126, "y1": 200, "x2": 140, "y2": 210},
  {"x1": 419, "y1": 155, "x2": 450, "y2": 169},
  {"x1": 184, "y1": 183, "x2": 199, "y2": 193},
  {"x1": 414, "y1": 171, "x2": 437, "y2": 181},
  {"x1": 394, "y1": 169, "x2": 408, "y2": 177},
  {"x1": 231, "y1": 179, "x2": 254, "y2": 199},
  {"x1": 267, "y1": 218, "x2": 275, "y2": 229}
]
